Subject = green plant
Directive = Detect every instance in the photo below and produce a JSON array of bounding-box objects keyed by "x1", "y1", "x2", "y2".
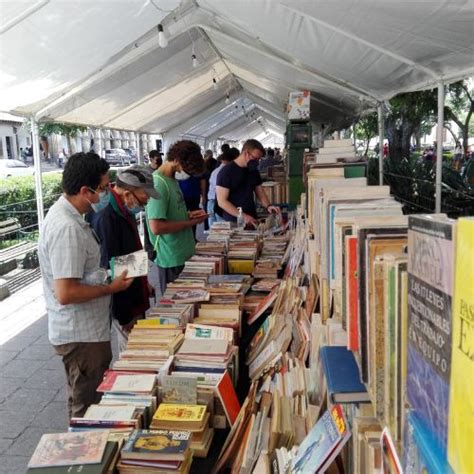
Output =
[
  {"x1": 369, "y1": 155, "x2": 474, "y2": 217},
  {"x1": 0, "y1": 174, "x2": 63, "y2": 229}
]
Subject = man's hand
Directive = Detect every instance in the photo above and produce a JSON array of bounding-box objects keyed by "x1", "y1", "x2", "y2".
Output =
[
  {"x1": 267, "y1": 205, "x2": 281, "y2": 214},
  {"x1": 109, "y1": 270, "x2": 134, "y2": 293},
  {"x1": 243, "y1": 213, "x2": 258, "y2": 228}
]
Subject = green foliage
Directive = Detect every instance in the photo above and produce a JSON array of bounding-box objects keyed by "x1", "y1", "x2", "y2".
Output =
[
  {"x1": 0, "y1": 174, "x2": 63, "y2": 230},
  {"x1": 368, "y1": 155, "x2": 474, "y2": 217},
  {"x1": 354, "y1": 112, "x2": 378, "y2": 156},
  {"x1": 38, "y1": 122, "x2": 87, "y2": 138}
]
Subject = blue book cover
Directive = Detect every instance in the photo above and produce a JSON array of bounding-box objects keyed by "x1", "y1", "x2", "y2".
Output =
[
  {"x1": 403, "y1": 412, "x2": 453, "y2": 474},
  {"x1": 320, "y1": 346, "x2": 370, "y2": 403},
  {"x1": 407, "y1": 216, "x2": 454, "y2": 456}
]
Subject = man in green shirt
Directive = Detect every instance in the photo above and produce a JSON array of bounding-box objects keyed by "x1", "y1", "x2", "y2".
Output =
[{"x1": 146, "y1": 140, "x2": 207, "y2": 296}]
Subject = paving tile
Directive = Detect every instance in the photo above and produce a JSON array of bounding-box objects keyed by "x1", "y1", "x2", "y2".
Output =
[
  {"x1": 1, "y1": 336, "x2": 42, "y2": 353},
  {"x1": 22, "y1": 368, "x2": 66, "y2": 391},
  {"x1": 36, "y1": 355, "x2": 63, "y2": 371},
  {"x1": 0, "y1": 377, "x2": 23, "y2": 404},
  {"x1": 0, "y1": 410, "x2": 35, "y2": 439},
  {"x1": 0, "y1": 358, "x2": 46, "y2": 379},
  {"x1": 0, "y1": 455, "x2": 30, "y2": 474},
  {"x1": 1, "y1": 388, "x2": 57, "y2": 415},
  {"x1": 16, "y1": 343, "x2": 56, "y2": 361},
  {"x1": 53, "y1": 387, "x2": 67, "y2": 403},
  {"x1": 8, "y1": 426, "x2": 57, "y2": 457},
  {"x1": 0, "y1": 350, "x2": 17, "y2": 368},
  {"x1": 30, "y1": 401, "x2": 69, "y2": 431},
  {"x1": 0, "y1": 438, "x2": 13, "y2": 455}
]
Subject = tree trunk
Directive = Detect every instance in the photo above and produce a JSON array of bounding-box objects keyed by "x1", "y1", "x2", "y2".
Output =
[{"x1": 385, "y1": 116, "x2": 415, "y2": 161}]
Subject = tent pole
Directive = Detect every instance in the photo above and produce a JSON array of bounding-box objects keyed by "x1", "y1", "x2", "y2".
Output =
[
  {"x1": 31, "y1": 118, "x2": 45, "y2": 227},
  {"x1": 136, "y1": 133, "x2": 143, "y2": 165},
  {"x1": 377, "y1": 103, "x2": 384, "y2": 186},
  {"x1": 435, "y1": 82, "x2": 444, "y2": 213}
]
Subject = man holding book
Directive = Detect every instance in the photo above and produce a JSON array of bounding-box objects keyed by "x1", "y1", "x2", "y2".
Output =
[
  {"x1": 38, "y1": 152, "x2": 134, "y2": 418},
  {"x1": 216, "y1": 139, "x2": 280, "y2": 228},
  {"x1": 87, "y1": 165, "x2": 160, "y2": 351},
  {"x1": 146, "y1": 140, "x2": 207, "y2": 297}
]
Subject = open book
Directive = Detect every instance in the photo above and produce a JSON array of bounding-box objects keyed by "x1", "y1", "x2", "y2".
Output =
[{"x1": 110, "y1": 249, "x2": 148, "y2": 279}]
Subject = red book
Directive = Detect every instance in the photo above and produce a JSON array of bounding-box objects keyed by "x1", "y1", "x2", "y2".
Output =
[
  {"x1": 216, "y1": 371, "x2": 240, "y2": 426},
  {"x1": 247, "y1": 285, "x2": 279, "y2": 325},
  {"x1": 346, "y1": 236, "x2": 359, "y2": 351}
]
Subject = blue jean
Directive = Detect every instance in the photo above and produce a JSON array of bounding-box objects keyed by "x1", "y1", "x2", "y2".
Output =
[{"x1": 207, "y1": 199, "x2": 224, "y2": 228}]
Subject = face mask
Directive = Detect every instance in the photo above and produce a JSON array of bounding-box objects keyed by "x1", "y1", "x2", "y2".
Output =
[
  {"x1": 90, "y1": 190, "x2": 109, "y2": 213},
  {"x1": 247, "y1": 160, "x2": 259, "y2": 171},
  {"x1": 128, "y1": 205, "x2": 143, "y2": 216},
  {"x1": 175, "y1": 170, "x2": 191, "y2": 181}
]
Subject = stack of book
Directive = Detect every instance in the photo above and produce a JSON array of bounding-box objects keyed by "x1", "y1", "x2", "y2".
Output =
[
  {"x1": 145, "y1": 303, "x2": 194, "y2": 329},
  {"x1": 117, "y1": 429, "x2": 193, "y2": 473},
  {"x1": 194, "y1": 241, "x2": 227, "y2": 257},
  {"x1": 161, "y1": 288, "x2": 210, "y2": 304},
  {"x1": 27, "y1": 431, "x2": 120, "y2": 474},
  {"x1": 150, "y1": 404, "x2": 214, "y2": 458},
  {"x1": 173, "y1": 326, "x2": 239, "y2": 385},
  {"x1": 227, "y1": 232, "x2": 259, "y2": 274},
  {"x1": 125, "y1": 323, "x2": 184, "y2": 355},
  {"x1": 251, "y1": 278, "x2": 281, "y2": 293},
  {"x1": 252, "y1": 260, "x2": 281, "y2": 279},
  {"x1": 193, "y1": 302, "x2": 241, "y2": 342}
]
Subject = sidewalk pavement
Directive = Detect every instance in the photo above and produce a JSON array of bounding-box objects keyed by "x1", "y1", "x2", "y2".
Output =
[
  {"x1": 0, "y1": 280, "x2": 66, "y2": 474},
  {"x1": 0, "y1": 280, "x2": 118, "y2": 474}
]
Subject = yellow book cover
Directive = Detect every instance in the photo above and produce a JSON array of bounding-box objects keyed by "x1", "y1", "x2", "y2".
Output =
[
  {"x1": 153, "y1": 404, "x2": 206, "y2": 423},
  {"x1": 227, "y1": 259, "x2": 255, "y2": 274},
  {"x1": 448, "y1": 218, "x2": 474, "y2": 474},
  {"x1": 135, "y1": 320, "x2": 178, "y2": 329}
]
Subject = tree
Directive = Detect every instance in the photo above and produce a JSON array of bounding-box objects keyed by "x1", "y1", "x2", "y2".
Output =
[
  {"x1": 38, "y1": 122, "x2": 87, "y2": 158},
  {"x1": 444, "y1": 80, "x2": 474, "y2": 157},
  {"x1": 385, "y1": 89, "x2": 437, "y2": 161},
  {"x1": 354, "y1": 112, "x2": 378, "y2": 156}
]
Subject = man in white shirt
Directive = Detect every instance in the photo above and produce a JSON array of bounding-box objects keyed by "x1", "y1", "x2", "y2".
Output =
[{"x1": 38, "y1": 152, "x2": 133, "y2": 418}]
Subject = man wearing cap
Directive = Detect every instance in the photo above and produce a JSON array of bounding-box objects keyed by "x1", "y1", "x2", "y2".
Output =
[
  {"x1": 146, "y1": 140, "x2": 207, "y2": 297},
  {"x1": 88, "y1": 165, "x2": 160, "y2": 350}
]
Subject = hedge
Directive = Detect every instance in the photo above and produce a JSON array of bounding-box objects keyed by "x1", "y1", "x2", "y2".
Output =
[{"x1": 0, "y1": 170, "x2": 118, "y2": 230}]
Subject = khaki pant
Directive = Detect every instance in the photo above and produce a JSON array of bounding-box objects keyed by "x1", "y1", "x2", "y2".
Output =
[{"x1": 54, "y1": 341, "x2": 112, "y2": 419}]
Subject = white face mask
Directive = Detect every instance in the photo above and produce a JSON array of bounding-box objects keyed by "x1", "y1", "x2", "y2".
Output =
[{"x1": 175, "y1": 170, "x2": 191, "y2": 181}]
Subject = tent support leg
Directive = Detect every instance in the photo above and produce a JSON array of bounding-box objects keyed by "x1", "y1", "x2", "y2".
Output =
[
  {"x1": 31, "y1": 118, "x2": 45, "y2": 228},
  {"x1": 435, "y1": 82, "x2": 444, "y2": 213},
  {"x1": 377, "y1": 103, "x2": 384, "y2": 186}
]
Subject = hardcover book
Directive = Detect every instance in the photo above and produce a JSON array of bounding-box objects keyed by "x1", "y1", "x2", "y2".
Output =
[{"x1": 320, "y1": 345, "x2": 370, "y2": 403}]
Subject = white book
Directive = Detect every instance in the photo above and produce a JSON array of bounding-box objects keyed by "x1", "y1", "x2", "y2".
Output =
[
  {"x1": 84, "y1": 404, "x2": 137, "y2": 421},
  {"x1": 110, "y1": 249, "x2": 148, "y2": 279}
]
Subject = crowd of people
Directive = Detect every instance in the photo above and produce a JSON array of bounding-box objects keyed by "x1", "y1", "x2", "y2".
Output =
[{"x1": 37, "y1": 138, "x2": 280, "y2": 419}]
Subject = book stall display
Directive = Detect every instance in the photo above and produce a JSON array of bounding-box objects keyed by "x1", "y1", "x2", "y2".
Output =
[{"x1": 26, "y1": 157, "x2": 472, "y2": 473}]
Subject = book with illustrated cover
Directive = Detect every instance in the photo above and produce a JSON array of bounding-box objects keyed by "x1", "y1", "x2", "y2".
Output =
[
  {"x1": 110, "y1": 249, "x2": 148, "y2": 279},
  {"x1": 121, "y1": 429, "x2": 191, "y2": 461},
  {"x1": 161, "y1": 375, "x2": 197, "y2": 405},
  {"x1": 153, "y1": 404, "x2": 206, "y2": 423},
  {"x1": 27, "y1": 441, "x2": 118, "y2": 473},
  {"x1": 291, "y1": 404, "x2": 351, "y2": 473},
  {"x1": 184, "y1": 323, "x2": 234, "y2": 342},
  {"x1": 163, "y1": 289, "x2": 210, "y2": 304},
  {"x1": 28, "y1": 431, "x2": 109, "y2": 468}
]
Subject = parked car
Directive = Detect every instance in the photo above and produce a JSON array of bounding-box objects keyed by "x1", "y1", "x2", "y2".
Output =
[
  {"x1": 0, "y1": 159, "x2": 35, "y2": 179},
  {"x1": 104, "y1": 149, "x2": 130, "y2": 166}
]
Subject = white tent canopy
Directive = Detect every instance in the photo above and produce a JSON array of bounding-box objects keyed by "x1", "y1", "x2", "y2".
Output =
[{"x1": 1, "y1": 0, "x2": 473, "y2": 145}]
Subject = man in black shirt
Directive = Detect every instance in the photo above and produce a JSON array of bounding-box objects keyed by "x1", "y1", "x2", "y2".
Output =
[{"x1": 216, "y1": 139, "x2": 280, "y2": 227}]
